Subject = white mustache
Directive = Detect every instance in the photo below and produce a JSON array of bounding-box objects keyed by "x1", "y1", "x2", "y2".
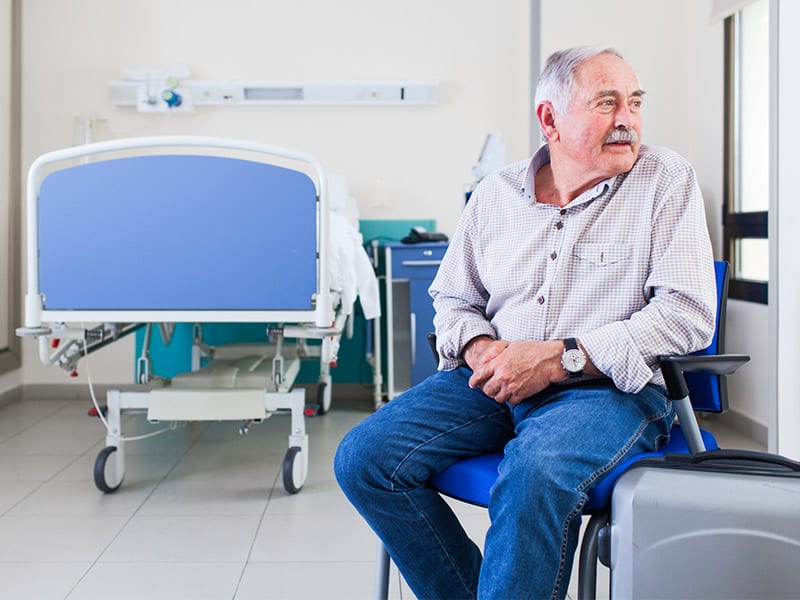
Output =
[{"x1": 605, "y1": 129, "x2": 639, "y2": 144}]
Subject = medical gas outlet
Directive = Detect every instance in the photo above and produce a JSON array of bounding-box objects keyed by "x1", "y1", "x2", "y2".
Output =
[
  {"x1": 110, "y1": 67, "x2": 438, "y2": 110},
  {"x1": 115, "y1": 67, "x2": 194, "y2": 114}
]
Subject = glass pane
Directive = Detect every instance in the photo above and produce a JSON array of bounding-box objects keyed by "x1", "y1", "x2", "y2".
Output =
[
  {"x1": 735, "y1": 238, "x2": 769, "y2": 282},
  {"x1": 736, "y1": 0, "x2": 770, "y2": 213}
]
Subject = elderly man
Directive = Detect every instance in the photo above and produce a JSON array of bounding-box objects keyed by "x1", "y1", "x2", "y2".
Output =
[{"x1": 335, "y1": 46, "x2": 715, "y2": 599}]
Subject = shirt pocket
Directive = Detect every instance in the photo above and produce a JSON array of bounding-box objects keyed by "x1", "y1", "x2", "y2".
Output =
[{"x1": 572, "y1": 242, "x2": 632, "y2": 267}]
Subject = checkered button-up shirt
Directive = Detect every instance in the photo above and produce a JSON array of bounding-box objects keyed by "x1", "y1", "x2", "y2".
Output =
[{"x1": 430, "y1": 144, "x2": 716, "y2": 394}]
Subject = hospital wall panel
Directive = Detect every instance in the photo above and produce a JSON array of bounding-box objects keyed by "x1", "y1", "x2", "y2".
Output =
[
  {"x1": 19, "y1": 0, "x2": 531, "y2": 386},
  {"x1": 17, "y1": 1, "x2": 742, "y2": 405}
]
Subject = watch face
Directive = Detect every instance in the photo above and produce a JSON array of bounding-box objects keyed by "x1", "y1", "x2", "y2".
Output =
[{"x1": 563, "y1": 349, "x2": 586, "y2": 373}]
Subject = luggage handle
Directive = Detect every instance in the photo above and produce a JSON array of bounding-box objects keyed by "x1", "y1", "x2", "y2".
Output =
[
  {"x1": 688, "y1": 449, "x2": 800, "y2": 471},
  {"x1": 635, "y1": 449, "x2": 800, "y2": 479}
]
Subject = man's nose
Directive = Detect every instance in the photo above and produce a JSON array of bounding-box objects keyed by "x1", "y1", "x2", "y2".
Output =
[{"x1": 614, "y1": 104, "x2": 634, "y2": 129}]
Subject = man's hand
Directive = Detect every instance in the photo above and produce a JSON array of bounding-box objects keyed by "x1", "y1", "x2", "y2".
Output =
[
  {"x1": 468, "y1": 340, "x2": 568, "y2": 405},
  {"x1": 462, "y1": 336, "x2": 509, "y2": 371}
]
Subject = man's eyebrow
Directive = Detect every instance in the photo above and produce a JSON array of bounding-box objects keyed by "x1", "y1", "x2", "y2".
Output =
[{"x1": 594, "y1": 89, "x2": 646, "y2": 98}]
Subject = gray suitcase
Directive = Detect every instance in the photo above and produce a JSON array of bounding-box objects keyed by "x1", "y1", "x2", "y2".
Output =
[{"x1": 608, "y1": 449, "x2": 800, "y2": 600}]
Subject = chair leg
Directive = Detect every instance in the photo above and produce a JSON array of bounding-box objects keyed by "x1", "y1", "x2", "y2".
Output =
[
  {"x1": 375, "y1": 540, "x2": 391, "y2": 600},
  {"x1": 577, "y1": 511, "x2": 609, "y2": 600},
  {"x1": 375, "y1": 515, "x2": 607, "y2": 599}
]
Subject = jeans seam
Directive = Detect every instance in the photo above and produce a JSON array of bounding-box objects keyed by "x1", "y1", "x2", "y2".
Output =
[
  {"x1": 550, "y1": 404, "x2": 672, "y2": 599},
  {"x1": 551, "y1": 496, "x2": 587, "y2": 600},
  {"x1": 384, "y1": 410, "x2": 507, "y2": 598},
  {"x1": 387, "y1": 410, "x2": 507, "y2": 493},
  {"x1": 400, "y1": 488, "x2": 476, "y2": 599},
  {"x1": 576, "y1": 404, "x2": 671, "y2": 493}
]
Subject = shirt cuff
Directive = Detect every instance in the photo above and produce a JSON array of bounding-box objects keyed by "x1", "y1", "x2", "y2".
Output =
[
  {"x1": 437, "y1": 321, "x2": 497, "y2": 371},
  {"x1": 580, "y1": 324, "x2": 654, "y2": 393}
]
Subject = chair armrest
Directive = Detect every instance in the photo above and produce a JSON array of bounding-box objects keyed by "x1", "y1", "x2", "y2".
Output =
[
  {"x1": 427, "y1": 332, "x2": 439, "y2": 365},
  {"x1": 658, "y1": 354, "x2": 750, "y2": 401}
]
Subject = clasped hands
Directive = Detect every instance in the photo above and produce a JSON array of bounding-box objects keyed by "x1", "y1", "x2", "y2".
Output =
[{"x1": 464, "y1": 336, "x2": 567, "y2": 405}]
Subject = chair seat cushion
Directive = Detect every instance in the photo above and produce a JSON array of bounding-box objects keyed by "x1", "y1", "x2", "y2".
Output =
[{"x1": 428, "y1": 425, "x2": 719, "y2": 511}]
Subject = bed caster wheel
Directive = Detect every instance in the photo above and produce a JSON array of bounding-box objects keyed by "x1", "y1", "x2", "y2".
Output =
[
  {"x1": 94, "y1": 446, "x2": 123, "y2": 493},
  {"x1": 282, "y1": 446, "x2": 305, "y2": 494},
  {"x1": 303, "y1": 382, "x2": 330, "y2": 417},
  {"x1": 316, "y1": 382, "x2": 331, "y2": 415}
]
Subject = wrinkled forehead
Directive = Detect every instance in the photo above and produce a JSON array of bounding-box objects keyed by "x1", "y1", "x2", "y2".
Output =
[{"x1": 574, "y1": 54, "x2": 642, "y2": 96}]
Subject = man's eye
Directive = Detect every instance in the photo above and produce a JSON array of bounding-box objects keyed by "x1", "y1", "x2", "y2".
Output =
[{"x1": 595, "y1": 99, "x2": 615, "y2": 112}]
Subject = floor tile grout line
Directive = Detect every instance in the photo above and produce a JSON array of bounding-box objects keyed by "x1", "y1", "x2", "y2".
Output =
[
  {"x1": 0, "y1": 399, "x2": 87, "y2": 452},
  {"x1": 0, "y1": 406, "x2": 108, "y2": 518},
  {"x1": 62, "y1": 419, "x2": 211, "y2": 600},
  {"x1": 231, "y1": 450, "x2": 282, "y2": 599}
]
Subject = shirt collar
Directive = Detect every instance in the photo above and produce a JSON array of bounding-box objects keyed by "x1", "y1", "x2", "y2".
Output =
[{"x1": 520, "y1": 144, "x2": 613, "y2": 207}]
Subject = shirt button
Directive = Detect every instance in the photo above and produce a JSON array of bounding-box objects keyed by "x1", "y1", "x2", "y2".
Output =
[
  {"x1": 550, "y1": 251, "x2": 557, "y2": 260},
  {"x1": 560, "y1": 209, "x2": 567, "y2": 216},
  {"x1": 537, "y1": 295, "x2": 545, "y2": 305},
  {"x1": 555, "y1": 221, "x2": 563, "y2": 230}
]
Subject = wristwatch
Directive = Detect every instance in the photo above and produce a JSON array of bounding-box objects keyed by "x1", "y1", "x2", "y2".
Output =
[{"x1": 561, "y1": 338, "x2": 586, "y2": 378}]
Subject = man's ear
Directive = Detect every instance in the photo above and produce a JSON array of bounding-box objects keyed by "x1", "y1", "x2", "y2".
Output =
[{"x1": 536, "y1": 102, "x2": 558, "y2": 142}]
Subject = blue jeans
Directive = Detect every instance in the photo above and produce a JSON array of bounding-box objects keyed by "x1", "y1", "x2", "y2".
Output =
[{"x1": 334, "y1": 367, "x2": 674, "y2": 600}]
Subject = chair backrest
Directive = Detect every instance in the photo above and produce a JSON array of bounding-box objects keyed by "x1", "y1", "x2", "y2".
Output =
[{"x1": 683, "y1": 260, "x2": 729, "y2": 413}]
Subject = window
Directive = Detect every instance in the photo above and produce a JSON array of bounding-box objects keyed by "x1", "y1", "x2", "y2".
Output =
[{"x1": 723, "y1": 0, "x2": 769, "y2": 303}]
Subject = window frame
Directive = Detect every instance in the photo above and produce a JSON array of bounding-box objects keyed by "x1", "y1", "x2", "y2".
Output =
[{"x1": 722, "y1": 7, "x2": 769, "y2": 305}]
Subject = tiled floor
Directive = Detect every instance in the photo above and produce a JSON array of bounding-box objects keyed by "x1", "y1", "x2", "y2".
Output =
[{"x1": 0, "y1": 390, "x2": 765, "y2": 600}]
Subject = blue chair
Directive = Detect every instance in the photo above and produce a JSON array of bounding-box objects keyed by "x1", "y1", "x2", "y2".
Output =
[{"x1": 374, "y1": 260, "x2": 749, "y2": 599}]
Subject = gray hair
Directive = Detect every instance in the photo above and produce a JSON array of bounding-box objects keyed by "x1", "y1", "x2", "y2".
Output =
[{"x1": 534, "y1": 45, "x2": 625, "y2": 116}]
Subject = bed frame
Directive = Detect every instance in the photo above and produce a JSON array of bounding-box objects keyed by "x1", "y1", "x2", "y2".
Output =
[{"x1": 18, "y1": 136, "x2": 345, "y2": 494}]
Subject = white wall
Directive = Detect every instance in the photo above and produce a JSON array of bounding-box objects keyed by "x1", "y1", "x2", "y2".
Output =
[
  {"x1": 22, "y1": 0, "x2": 531, "y2": 232},
  {"x1": 540, "y1": 0, "x2": 724, "y2": 251},
  {"x1": 727, "y1": 301, "x2": 769, "y2": 433},
  {"x1": 16, "y1": 0, "x2": 775, "y2": 440},
  {"x1": 773, "y1": 0, "x2": 800, "y2": 459},
  {"x1": 19, "y1": 0, "x2": 532, "y2": 385}
]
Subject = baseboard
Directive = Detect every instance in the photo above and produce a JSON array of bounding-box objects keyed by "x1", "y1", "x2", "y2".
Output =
[
  {"x1": 17, "y1": 381, "x2": 374, "y2": 405},
  {"x1": 0, "y1": 385, "x2": 23, "y2": 408},
  {"x1": 719, "y1": 408, "x2": 768, "y2": 448},
  {"x1": 21, "y1": 383, "x2": 143, "y2": 402},
  {"x1": 325, "y1": 382, "x2": 374, "y2": 402},
  {"x1": 3, "y1": 383, "x2": 767, "y2": 446},
  {"x1": 7, "y1": 384, "x2": 767, "y2": 442}
]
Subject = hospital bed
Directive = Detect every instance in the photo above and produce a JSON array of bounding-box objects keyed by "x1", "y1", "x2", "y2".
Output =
[{"x1": 17, "y1": 135, "x2": 379, "y2": 494}]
